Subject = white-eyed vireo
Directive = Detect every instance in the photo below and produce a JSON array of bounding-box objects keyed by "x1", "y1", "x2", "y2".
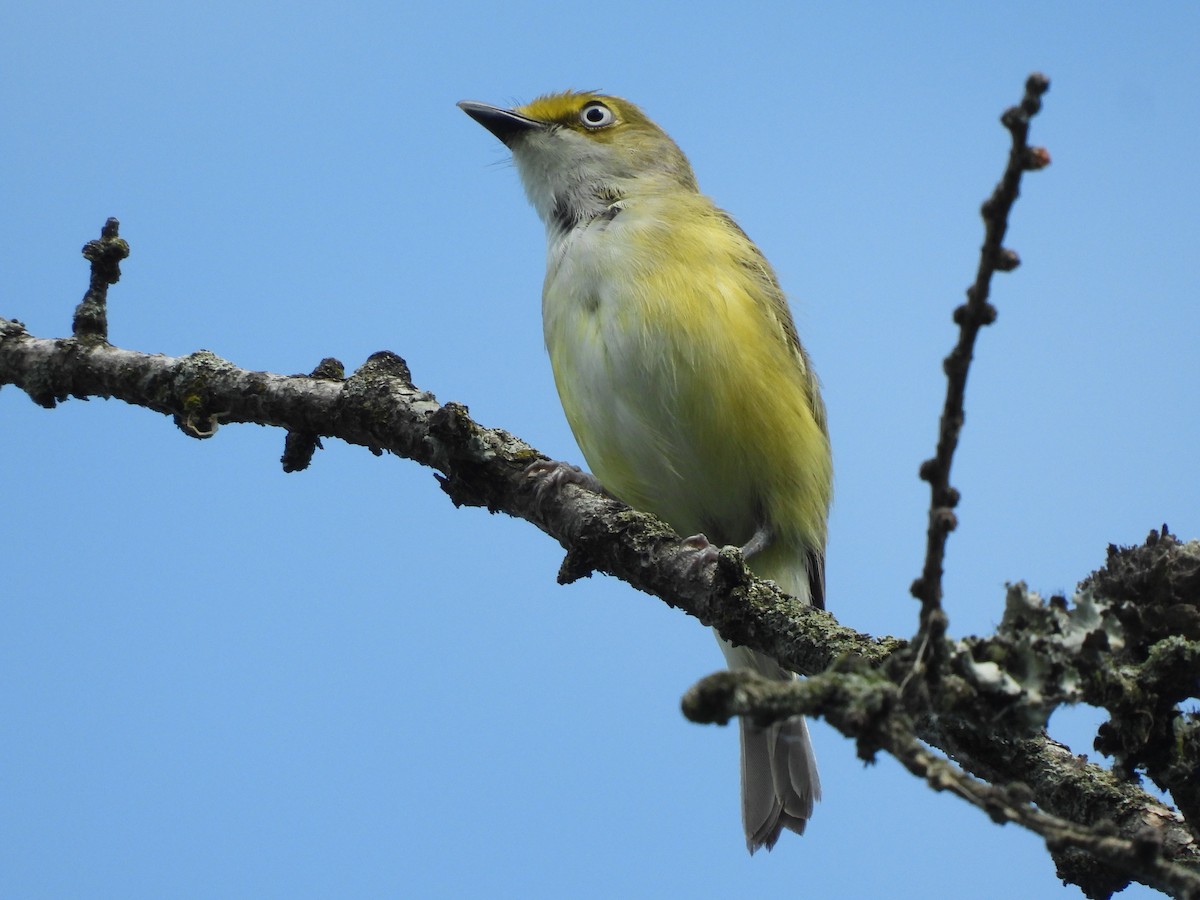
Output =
[{"x1": 460, "y1": 92, "x2": 832, "y2": 853}]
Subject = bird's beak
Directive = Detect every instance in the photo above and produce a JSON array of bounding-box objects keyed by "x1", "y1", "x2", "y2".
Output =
[{"x1": 457, "y1": 100, "x2": 545, "y2": 147}]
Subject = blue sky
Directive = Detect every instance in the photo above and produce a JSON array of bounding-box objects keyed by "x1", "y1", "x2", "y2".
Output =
[{"x1": 3, "y1": 3, "x2": 1198, "y2": 898}]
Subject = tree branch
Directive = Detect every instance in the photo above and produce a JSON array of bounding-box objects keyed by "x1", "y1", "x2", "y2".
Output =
[
  {"x1": 683, "y1": 670, "x2": 1200, "y2": 899},
  {"x1": 0, "y1": 312, "x2": 893, "y2": 676}
]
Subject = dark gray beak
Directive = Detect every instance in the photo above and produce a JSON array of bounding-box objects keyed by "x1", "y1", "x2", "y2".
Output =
[{"x1": 457, "y1": 100, "x2": 545, "y2": 147}]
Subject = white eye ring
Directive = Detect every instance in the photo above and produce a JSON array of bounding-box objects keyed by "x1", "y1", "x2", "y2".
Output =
[{"x1": 580, "y1": 101, "x2": 615, "y2": 129}]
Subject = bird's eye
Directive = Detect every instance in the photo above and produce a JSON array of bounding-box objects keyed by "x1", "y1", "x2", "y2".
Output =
[{"x1": 579, "y1": 101, "x2": 615, "y2": 129}]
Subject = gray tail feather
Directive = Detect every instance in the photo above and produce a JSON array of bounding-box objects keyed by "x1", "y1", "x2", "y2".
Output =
[
  {"x1": 715, "y1": 634, "x2": 821, "y2": 853},
  {"x1": 740, "y1": 713, "x2": 821, "y2": 853}
]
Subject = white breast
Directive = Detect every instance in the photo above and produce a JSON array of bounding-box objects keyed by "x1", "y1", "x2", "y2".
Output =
[{"x1": 540, "y1": 203, "x2": 754, "y2": 540}]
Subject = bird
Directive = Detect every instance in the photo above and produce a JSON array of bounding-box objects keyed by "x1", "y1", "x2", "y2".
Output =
[{"x1": 459, "y1": 91, "x2": 832, "y2": 853}]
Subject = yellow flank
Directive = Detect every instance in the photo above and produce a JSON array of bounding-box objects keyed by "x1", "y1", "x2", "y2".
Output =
[{"x1": 542, "y1": 187, "x2": 830, "y2": 598}]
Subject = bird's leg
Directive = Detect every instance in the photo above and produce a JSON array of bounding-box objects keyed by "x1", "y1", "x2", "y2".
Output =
[{"x1": 739, "y1": 523, "x2": 774, "y2": 562}]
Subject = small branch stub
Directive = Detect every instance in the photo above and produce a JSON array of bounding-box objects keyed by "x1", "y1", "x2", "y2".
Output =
[
  {"x1": 281, "y1": 357, "x2": 345, "y2": 472},
  {"x1": 73, "y1": 217, "x2": 129, "y2": 341}
]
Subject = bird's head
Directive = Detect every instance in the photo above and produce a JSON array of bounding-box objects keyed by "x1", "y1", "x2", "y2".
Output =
[{"x1": 458, "y1": 92, "x2": 698, "y2": 232}]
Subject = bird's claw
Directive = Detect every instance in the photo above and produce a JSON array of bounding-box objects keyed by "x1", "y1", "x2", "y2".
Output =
[
  {"x1": 524, "y1": 459, "x2": 606, "y2": 513},
  {"x1": 680, "y1": 533, "x2": 720, "y2": 578}
]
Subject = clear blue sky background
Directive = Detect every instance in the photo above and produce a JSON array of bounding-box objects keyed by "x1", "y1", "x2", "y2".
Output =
[{"x1": 3, "y1": 3, "x2": 1197, "y2": 898}]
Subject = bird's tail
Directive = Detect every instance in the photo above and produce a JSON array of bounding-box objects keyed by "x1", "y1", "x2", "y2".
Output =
[{"x1": 715, "y1": 635, "x2": 821, "y2": 853}]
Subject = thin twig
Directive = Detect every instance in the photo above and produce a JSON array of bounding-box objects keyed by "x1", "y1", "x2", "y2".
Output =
[{"x1": 911, "y1": 73, "x2": 1052, "y2": 648}]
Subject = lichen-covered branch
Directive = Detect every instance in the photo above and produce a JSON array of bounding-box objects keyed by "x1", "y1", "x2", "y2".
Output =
[
  {"x1": 0, "y1": 311, "x2": 890, "y2": 677},
  {"x1": 683, "y1": 669, "x2": 1200, "y2": 899}
]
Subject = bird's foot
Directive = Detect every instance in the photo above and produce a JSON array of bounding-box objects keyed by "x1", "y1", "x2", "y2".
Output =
[
  {"x1": 524, "y1": 459, "x2": 604, "y2": 493},
  {"x1": 524, "y1": 459, "x2": 606, "y2": 514},
  {"x1": 679, "y1": 525, "x2": 773, "y2": 580},
  {"x1": 680, "y1": 533, "x2": 720, "y2": 577}
]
